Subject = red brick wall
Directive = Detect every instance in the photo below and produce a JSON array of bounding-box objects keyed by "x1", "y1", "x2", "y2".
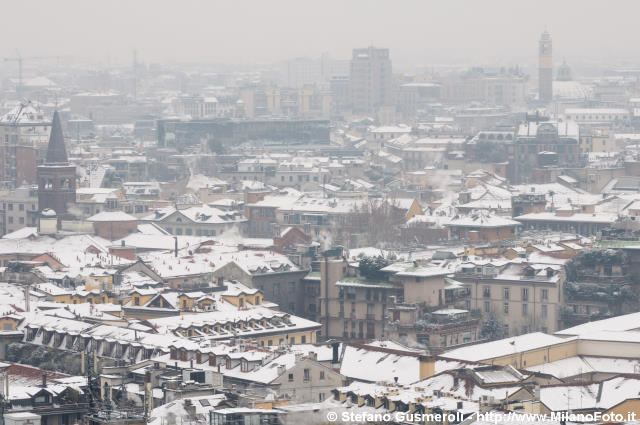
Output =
[{"x1": 93, "y1": 220, "x2": 137, "y2": 240}]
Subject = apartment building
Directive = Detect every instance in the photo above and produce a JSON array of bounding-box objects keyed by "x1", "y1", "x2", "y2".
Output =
[
  {"x1": 0, "y1": 186, "x2": 38, "y2": 235},
  {"x1": 318, "y1": 256, "x2": 401, "y2": 340},
  {"x1": 0, "y1": 101, "x2": 51, "y2": 187},
  {"x1": 454, "y1": 259, "x2": 564, "y2": 337}
]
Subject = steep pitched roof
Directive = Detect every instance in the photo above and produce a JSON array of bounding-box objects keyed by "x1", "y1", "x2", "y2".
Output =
[{"x1": 45, "y1": 111, "x2": 68, "y2": 164}]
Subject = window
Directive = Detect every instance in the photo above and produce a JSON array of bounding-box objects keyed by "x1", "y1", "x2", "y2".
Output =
[
  {"x1": 273, "y1": 283, "x2": 280, "y2": 297},
  {"x1": 541, "y1": 289, "x2": 548, "y2": 300},
  {"x1": 19, "y1": 203, "x2": 24, "y2": 211},
  {"x1": 503, "y1": 288, "x2": 510, "y2": 300},
  {"x1": 483, "y1": 286, "x2": 491, "y2": 298},
  {"x1": 484, "y1": 301, "x2": 490, "y2": 313},
  {"x1": 301, "y1": 335, "x2": 306, "y2": 343},
  {"x1": 541, "y1": 304, "x2": 548, "y2": 318},
  {"x1": 522, "y1": 303, "x2": 528, "y2": 316},
  {"x1": 288, "y1": 282, "x2": 296, "y2": 292},
  {"x1": 319, "y1": 371, "x2": 325, "y2": 380},
  {"x1": 522, "y1": 288, "x2": 529, "y2": 301},
  {"x1": 34, "y1": 394, "x2": 49, "y2": 404},
  {"x1": 503, "y1": 303, "x2": 509, "y2": 314},
  {"x1": 367, "y1": 303, "x2": 374, "y2": 316},
  {"x1": 303, "y1": 368, "x2": 311, "y2": 382},
  {"x1": 319, "y1": 393, "x2": 325, "y2": 402},
  {"x1": 288, "y1": 373, "x2": 294, "y2": 382}
]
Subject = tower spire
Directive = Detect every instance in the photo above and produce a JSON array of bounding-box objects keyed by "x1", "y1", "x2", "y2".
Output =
[{"x1": 45, "y1": 110, "x2": 68, "y2": 164}]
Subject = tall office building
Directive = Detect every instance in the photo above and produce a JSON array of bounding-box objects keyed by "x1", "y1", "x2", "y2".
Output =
[
  {"x1": 538, "y1": 31, "x2": 553, "y2": 103},
  {"x1": 350, "y1": 46, "x2": 393, "y2": 114}
]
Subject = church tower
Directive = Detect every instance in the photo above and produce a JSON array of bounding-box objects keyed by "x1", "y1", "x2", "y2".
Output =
[
  {"x1": 538, "y1": 30, "x2": 553, "y2": 103},
  {"x1": 37, "y1": 111, "x2": 76, "y2": 217}
]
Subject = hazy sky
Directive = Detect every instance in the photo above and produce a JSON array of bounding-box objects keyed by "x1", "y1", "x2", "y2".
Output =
[{"x1": 2, "y1": 0, "x2": 639, "y2": 69}]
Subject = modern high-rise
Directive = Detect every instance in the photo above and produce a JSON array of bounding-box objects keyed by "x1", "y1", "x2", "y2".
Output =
[
  {"x1": 349, "y1": 46, "x2": 393, "y2": 114},
  {"x1": 538, "y1": 31, "x2": 553, "y2": 103}
]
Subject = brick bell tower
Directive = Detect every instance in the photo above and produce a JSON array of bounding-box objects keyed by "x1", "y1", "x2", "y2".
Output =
[{"x1": 37, "y1": 111, "x2": 76, "y2": 218}]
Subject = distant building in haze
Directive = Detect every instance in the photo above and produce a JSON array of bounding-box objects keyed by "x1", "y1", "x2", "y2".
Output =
[
  {"x1": 538, "y1": 31, "x2": 553, "y2": 103},
  {"x1": 350, "y1": 46, "x2": 393, "y2": 114}
]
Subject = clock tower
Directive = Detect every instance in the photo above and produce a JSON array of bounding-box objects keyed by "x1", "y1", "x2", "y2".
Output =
[{"x1": 538, "y1": 30, "x2": 553, "y2": 103}]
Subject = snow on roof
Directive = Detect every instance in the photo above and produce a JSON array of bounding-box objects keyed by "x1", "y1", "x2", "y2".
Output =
[
  {"x1": 413, "y1": 372, "x2": 523, "y2": 402},
  {"x1": 514, "y1": 211, "x2": 617, "y2": 224},
  {"x1": 539, "y1": 376, "x2": 640, "y2": 412},
  {"x1": 220, "y1": 352, "x2": 300, "y2": 384},
  {"x1": 445, "y1": 212, "x2": 520, "y2": 228},
  {"x1": 87, "y1": 211, "x2": 138, "y2": 222},
  {"x1": 364, "y1": 340, "x2": 424, "y2": 353},
  {"x1": 143, "y1": 205, "x2": 245, "y2": 225},
  {"x1": 442, "y1": 333, "x2": 568, "y2": 362},
  {"x1": 148, "y1": 394, "x2": 227, "y2": 425},
  {"x1": 2, "y1": 227, "x2": 39, "y2": 239},
  {"x1": 186, "y1": 174, "x2": 227, "y2": 191},
  {"x1": 553, "y1": 80, "x2": 593, "y2": 100},
  {"x1": 0, "y1": 101, "x2": 48, "y2": 124},
  {"x1": 369, "y1": 125, "x2": 412, "y2": 134},
  {"x1": 141, "y1": 246, "x2": 297, "y2": 279},
  {"x1": 525, "y1": 355, "x2": 640, "y2": 380},
  {"x1": 556, "y1": 311, "x2": 640, "y2": 336},
  {"x1": 339, "y1": 344, "x2": 423, "y2": 385}
]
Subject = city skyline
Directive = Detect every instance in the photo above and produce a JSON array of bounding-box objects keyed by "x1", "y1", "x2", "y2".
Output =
[{"x1": 0, "y1": 0, "x2": 639, "y2": 69}]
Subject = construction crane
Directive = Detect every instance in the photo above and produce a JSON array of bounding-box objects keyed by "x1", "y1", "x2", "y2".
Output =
[{"x1": 3, "y1": 51, "x2": 64, "y2": 98}]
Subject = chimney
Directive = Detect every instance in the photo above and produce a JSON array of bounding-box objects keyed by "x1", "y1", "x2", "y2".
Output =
[
  {"x1": 121, "y1": 240, "x2": 125, "y2": 247},
  {"x1": 331, "y1": 342, "x2": 340, "y2": 364},
  {"x1": 41, "y1": 373, "x2": 47, "y2": 387},
  {"x1": 190, "y1": 359, "x2": 194, "y2": 369}
]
